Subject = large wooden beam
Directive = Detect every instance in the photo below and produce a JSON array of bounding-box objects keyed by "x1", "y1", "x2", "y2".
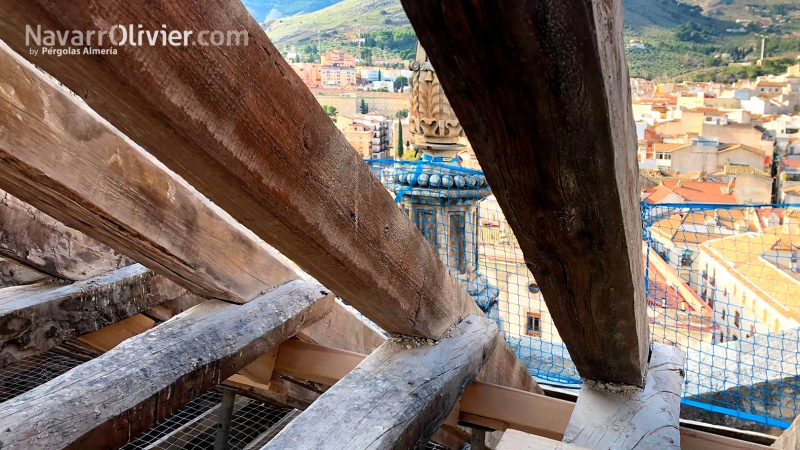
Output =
[
  {"x1": 0, "y1": 263, "x2": 195, "y2": 368},
  {"x1": 774, "y1": 416, "x2": 800, "y2": 449},
  {"x1": 0, "y1": 189, "x2": 132, "y2": 280},
  {"x1": 400, "y1": 0, "x2": 648, "y2": 386},
  {"x1": 264, "y1": 314, "x2": 498, "y2": 450},
  {"x1": 0, "y1": 257, "x2": 49, "y2": 287},
  {"x1": 0, "y1": 43, "x2": 298, "y2": 303},
  {"x1": 563, "y1": 343, "x2": 685, "y2": 449},
  {"x1": 0, "y1": 280, "x2": 332, "y2": 450},
  {"x1": 264, "y1": 340, "x2": 771, "y2": 450},
  {"x1": 0, "y1": 6, "x2": 537, "y2": 394}
]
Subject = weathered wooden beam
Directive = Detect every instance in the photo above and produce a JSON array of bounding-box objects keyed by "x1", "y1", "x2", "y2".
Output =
[
  {"x1": 400, "y1": 0, "x2": 648, "y2": 386},
  {"x1": 563, "y1": 343, "x2": 685, "y2": 449},
  {"x1": 265, "y1": 315, "x2": 498, "y2": 449},
  {"x1": 0, "y1": 280, "x2": 332, "y2": 450},
  {"x1": 262, "y1": 340, "x2": 770, "y2": 450},
  {"x1": 0, "y1": 43, "x2": 298, "y2": 303},
  {"x1": 0, "y1": 0, "x2": 461, "y2": 336},
  {"x1": 0, "y1": 6, "x2": 537, "y2": 394},
  {"x1": 0, "y1": 189, "x2": 132, "y2": 280},
  {"x1": 0, "y1": 257, "x2": 49, "y2": 287},
  {"x1": 0, "y1": 263, "x2": 196, "y2": 368}
]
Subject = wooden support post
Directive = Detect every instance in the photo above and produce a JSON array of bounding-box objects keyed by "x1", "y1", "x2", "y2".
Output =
[
  {"x1": 0, "y1": 190, "x2": 132, "y2": 280},
  {"x1": 563, "y1": 343, "x2": 685, "y2": 449},
  {"x1": 0, "y1": 263, "x2": 195, "y2": 368},
  {"x1": 0, "y1": 5, "x2": 536, "y2": 394},
  {"x1": 472, "y1": 429, "x2": 487, "y2": 450},
  {"x1": 264, "y1": 315, "x2": 498, "y2": 450},
  {"x1": 401, "y1": 0, "x2": 648, "y2": 386},
  {"x1": 0, "y1": 280, "x2": 332, "y2": 450},
  {"x1": 0, "y1": 43, "x2": 298, "y2": 303}
]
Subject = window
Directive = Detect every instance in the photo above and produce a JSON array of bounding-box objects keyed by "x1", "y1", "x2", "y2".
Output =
[
  {"x1": 528, "y1": 283, "x2": 540, "y2": 294},
  {"x1": 526, "y1": 312, "x2": 541, "y2": 337},
  {"x1": 734, "y1": 311, "x2": 740, "y2": 328}
]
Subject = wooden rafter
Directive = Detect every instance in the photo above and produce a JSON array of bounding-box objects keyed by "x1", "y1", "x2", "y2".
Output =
[
  {"x1": 264, "y1": 314, "x2": 498, "y2": 449},
  {"x1": 0, "y1": 3, "x2": 537, "y2": 394},
  {"x1": 0, "y1": 263, "x2": 196, "y2": 367},
  {"x1": 400, "y1": 0, "x2": 648, "y2": 386},
  {"x1": 0, "y1": 42, "x2": 298, "y2": 303},
  {"x1": 0, "y1": 280, "x2": 332, "y2": 450}
]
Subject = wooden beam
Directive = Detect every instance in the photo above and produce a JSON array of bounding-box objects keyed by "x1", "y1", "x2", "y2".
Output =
[
  {"x1": 262, "y1": 340, "x2": 771, "y2": 450},
  {"x1": 0, "y1": 7, "x2": 537, "y2": 395},
  {"x1": 295, "y1": 301, "x2": 386, "y2": 355},
  {"x1": 0, "y1": 43, "x2": 298, "y2": 303},
  {"x1": 222, "y1": 376, "x2": 313, "y2": 411},
  {"x1": 0, "y1": 263, "x2": 195, "y2": 367},
  {"x1": 0, "y1": 280, "x2": 332, "y2": 450},
  {"x1": 563, "y1": 343, "x2": 685, "y2": 449},
  {"x1": 0, "y1": 189, "x2": 132, "y2": 280},
  {"x1": 274, "y1": 339, "x2": 366, "y2": 386},
  {"x1": 264, "y1": 315, "x2": 498, "y2": 449},
  {"x1": 0, "y1": 257, "x2": 49, "y2": 287},
  {"x1": 400, "y1": 0, "x2": 648, "y2": 386}
]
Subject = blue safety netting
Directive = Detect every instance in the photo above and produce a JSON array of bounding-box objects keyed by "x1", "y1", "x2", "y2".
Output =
[{"x1": 366, "y1": 158, "x2": 800, "y2": 429}]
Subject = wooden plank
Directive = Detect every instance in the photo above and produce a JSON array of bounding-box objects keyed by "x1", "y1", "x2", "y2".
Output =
[
  {"x1": 0, "y1": 263, "x2": 193, "y2": 368},
  {"x1": 267, "y1": 341, "x2": 768, "y2": 450},
  {"x1": 773, "y1": 415, "x2": 800, "y2": 449},
  {"x1": 0, "y1": 5, "x2": 537, "y2": 395},
  {"x1": 0, "y1": 280, "x2": 332, "y2": 450},
  {"x1": 400, "y1": 0, "x2": 648, "y2": 386},
  {"x1": 241, "y1": 348, "x2": 280, "y2": 385},
  {"x1": 222, "y1": 376, "x2": 314, "y2": 411},
  {"x1": 0, "y1": 189, "x2": 132, "y2": 280},
  {"x1": 563, "y1": 343, "x2": 685, "y2": 449},
  {"x1": 0, "y1": 257, "x2": 49, "y2": 287},
  {"x1": 264, "y1": 315, "x2": 498, "y2": 450},
  {"x1": 274, "y1": 339, "x2": 366, "y2": 386},
  {"x1": 0, "y1": 43, "x2": 298, "y2": 303},
  {"x1": 295, "y1": 301, "x2": 385, "y2": 355},
  {"x1": 497, "y1": 430, "x2": 588, "y2": 450}
]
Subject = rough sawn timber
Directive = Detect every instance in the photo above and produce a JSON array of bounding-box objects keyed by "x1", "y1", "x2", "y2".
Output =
[
  {"x1": 400, "y1": 0, "x2": 648, "y2": 386},
  {"x1": 0, "y1": 3, "x2": 538, "y2": 394},
  {"x1": 264, "y1": 314, "x2": 498, "y2": 450},
  {"x1": 0, "y1": 189, "x2": 132, "y2": 280},
  {"x1": 563, "y1": 343, "x2": 685, "y2": 449},
  {"x1": 774, "y1": 415, "x2": 800, "y2": 449},
  {"x1": 0, "y1": 42, "x2": 298, "y2": 303},
  {"x1": 0, "y1": 263, "x2": 191, "y2": 368},
  {"x1": 0, "y1": 280, "x2": 333, "y2": 450}
]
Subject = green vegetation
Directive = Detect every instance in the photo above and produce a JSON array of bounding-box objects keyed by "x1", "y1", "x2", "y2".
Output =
[
  {"x1": 360, "y1": 99, "x2": 369, "y2": 114},
  {"x1": 395, "y1": 118, "x2": 403, "y2": 159},
  {"x1": 321, "y1": 104, "x2": 337, "y2": 116},
  {"x1": 261, "y1": 0, "x2": 800, "y2": 81},
  {"x1": 393, "y1": 75, "x2": 409, "y2": 92}
]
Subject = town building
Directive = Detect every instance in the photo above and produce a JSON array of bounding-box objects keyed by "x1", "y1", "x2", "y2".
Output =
[{"x1": 338, "y1": 114, "x2": 391, "y2": 159}]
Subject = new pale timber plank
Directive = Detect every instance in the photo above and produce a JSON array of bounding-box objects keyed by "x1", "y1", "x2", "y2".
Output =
[
  {"x1": 563, "y1": 343, "x2": 685, "y2": 449},
  {"x1": 0, "y1": 43, "x2": 298, "y2": 303},
  {"x1": 295, "y1": 301, "x2": 386, "y2": 354},
  {"x1": 774, "y1": 415, "x2": 800, "y2": 449},
  {"x1": 0, "y1": 263, "x2": 191, "y2": 368},
  {"x1": 497, "y1": 430, "x2": 588, "y2": 450},
  {"x1": 0, "y1": 189, "x2": 132, "y2": 280},
  {"x1": 0, "y1": 5, "x2": 537, "y2": 395},
  {"x1": 0, "y1": 280, "x2": 332, "y2": 450},
  {"x1": 264, "y1": 314, "x2": 498, "y2": 450},
  {"x1": 400, "y1": 0, "x2": 648, "y2": 386}
]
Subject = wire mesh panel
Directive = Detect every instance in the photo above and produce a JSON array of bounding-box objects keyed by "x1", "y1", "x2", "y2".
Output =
[
  {"x1": 0, "y1": 351, "x2": 83, "y2": 403},
  {"x1": 367, "y1": 158, "x2": 800, "y2": 429}
]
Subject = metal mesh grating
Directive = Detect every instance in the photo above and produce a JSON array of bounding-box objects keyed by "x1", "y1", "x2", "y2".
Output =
[{"x1": 0, "y1": 350, "x2": 83, "y2": 403}]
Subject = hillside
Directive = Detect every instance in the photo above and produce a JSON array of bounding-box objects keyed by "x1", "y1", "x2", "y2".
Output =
[
  {"x1": 263, "y1": 0, "x2": 408, "y2": 44},
  {"x1": 257, "y1": 0, "x2": 799, "y2": 80},
  {"x1": 242, "y1": 0, "x2": 341, "y2": 22}
]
